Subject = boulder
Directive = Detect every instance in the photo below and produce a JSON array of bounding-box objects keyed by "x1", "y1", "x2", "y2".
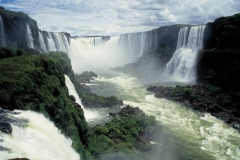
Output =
[{"x1": 0, "y1": 122, "x2": 12, "y2": 134}]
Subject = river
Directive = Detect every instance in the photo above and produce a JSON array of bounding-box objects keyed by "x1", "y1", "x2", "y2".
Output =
[{"x1": 86, "y1": 73, "x2": 240, "y2": 160}]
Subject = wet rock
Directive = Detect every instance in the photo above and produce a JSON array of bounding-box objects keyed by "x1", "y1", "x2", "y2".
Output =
[
  {"x1": 109, "y1": 112, "x2": 117, "y2": 117},
  {"x1": 73, "y1": 103, "x2": 81, "y2": 108},
  {"x1": 146, "y1": 86, "x2": 157, "y2": 92},
  {"x1": 0, "y1": 122, "x2": 12, "y2": 134},
  {"x1": 0, "y1": 146, "x2": 10, "y2": 151},
  {"x1": 147, "y1": 85, "x2": 240, "y2": 131}
]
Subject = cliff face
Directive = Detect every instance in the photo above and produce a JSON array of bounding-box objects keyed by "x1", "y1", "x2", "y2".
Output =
[
  {"x1": 0, "y1": 7, "x2": 73, "y2": 53},
  {"x1": 119, "y1": 24, "x2": 190, "y2": 61},
  {"x1": 197, "y1": 13, "x2": 240, "y2": 90},
  {"x1": 0, "y1": 7, "x2": 40, "y2": 50}
]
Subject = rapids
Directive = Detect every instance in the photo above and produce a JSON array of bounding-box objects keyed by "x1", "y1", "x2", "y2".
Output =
[{"x1": 88, "y1": 73, "x2": 240, "y2": 160}]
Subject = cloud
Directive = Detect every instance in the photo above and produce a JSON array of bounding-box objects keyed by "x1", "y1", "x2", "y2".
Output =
[{"x1": 1, "y1": 0, "x2": 240, "y2": 36}]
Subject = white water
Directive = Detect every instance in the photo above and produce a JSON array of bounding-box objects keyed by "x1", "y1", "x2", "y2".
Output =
[
  {"x1": 69, "y1": 36, "x2": 129, "y2": 74},
  {"x1": 26, "y1": 23, "x2": 34, "y2": 49},
  {"x1": 88, "y1": 74, "x2": 240, "y2": 160},
  {"x1": 165, "y1": 25, "x2": 205, "y2": 83},
  {"x1": 52, "y1": 32, "x2": 67, "y2": 53},
  {"x1": 0, "y1": 15, "x2": 6, "y2": 47},
  {"x1": 0, "y1": 110, "x2": 80, "y2": 160},
  {"x1": 46, "y1": 32, "x2": 57, "y2": 52},
  {"x1": 38, "y1": 31, "x2": 47, "y2": 52},
  {"x1": 62, "y1": 34, "x2": 71, "y2": 54},
  {"x1": 64, "y1": 74, "x2": 112, "y2": 126},
  {"x1": 137, "y1": 32, "x2": 147, "y2": 58}
]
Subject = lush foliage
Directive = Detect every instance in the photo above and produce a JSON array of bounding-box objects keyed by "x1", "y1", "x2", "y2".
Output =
[
  {"x1": 87, "y1": 105, "x2": 162, "y2": 160},
  {"x1": 0, "y1": 48, "x2": 88, "y2": 158}
]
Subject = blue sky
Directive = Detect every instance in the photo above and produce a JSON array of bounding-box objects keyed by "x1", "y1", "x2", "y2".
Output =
[{"x1": 1, "y1": 0, "x2": 240, "y2": 36}]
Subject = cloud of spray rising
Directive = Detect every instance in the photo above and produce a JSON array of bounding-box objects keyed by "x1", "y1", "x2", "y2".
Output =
[{"x1": 69, "y1": 37, "x2": 133, "y2": 74}]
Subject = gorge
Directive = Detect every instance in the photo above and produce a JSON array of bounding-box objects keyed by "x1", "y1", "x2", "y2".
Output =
[{"x1": 0, "y1": 7, "x2": 240, "y2": 160}]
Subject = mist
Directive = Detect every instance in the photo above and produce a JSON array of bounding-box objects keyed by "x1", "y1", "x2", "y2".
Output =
[{"x1": 69, "y1": 37, "x2": 133, "y2": 75}]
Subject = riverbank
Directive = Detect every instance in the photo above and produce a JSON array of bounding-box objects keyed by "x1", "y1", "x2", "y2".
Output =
[{"x1": 147, "y1": 85, "x2": 240, "y2": 131}]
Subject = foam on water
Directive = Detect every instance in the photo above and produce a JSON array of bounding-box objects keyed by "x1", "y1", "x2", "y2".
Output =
[
  {"x1": 0, "y1": 110, "x2": 80, "y2": 160},
  {"x1": 88, "y1": 73, "x2": 240, "y2": 160}
]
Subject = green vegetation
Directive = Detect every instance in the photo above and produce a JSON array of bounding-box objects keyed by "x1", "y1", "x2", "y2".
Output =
[
  {"x1": 0, "y1": 48, "x2": 160, "y2": 159},
  {"x1": 81, "y1": 94, "x2": 122, "y2": 108},
  {"x1": 0, "y1": 48, "x2": 88, "y2": 158},
  {"x1": 74, "y1": 71, "x2": 123, "y2": 108},
  {"x1": 87, "y1": 105, "x2": 162, "y2": 160}
]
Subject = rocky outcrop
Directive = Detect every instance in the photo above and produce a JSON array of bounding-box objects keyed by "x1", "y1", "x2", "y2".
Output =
[
  {"x1": 0, "y1": 7, "x2": 39, "y2": 50},
  {"x1": 147, "y1": 85, "x2": 240, "y2": 130},
  {"x1": 197, "y1": 13, "x2": 240, "y2": 91},
  {"x1": 75, "y1": 71, "x2": 98, "y2": 84}
]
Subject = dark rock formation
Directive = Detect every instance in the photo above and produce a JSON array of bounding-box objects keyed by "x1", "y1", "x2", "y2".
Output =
[
  {"x1": 197, "y1": 13, "x2": 240, "y2": 91},
  {"x1": 0, "y1": 122, "x2": 12, "y2": 134},
  {"x1": 0, "y1": 7, "x2": 40, "y2": 50},
  {"x1": 75, "y1": 71, "x2": 98, "y2": 84}
]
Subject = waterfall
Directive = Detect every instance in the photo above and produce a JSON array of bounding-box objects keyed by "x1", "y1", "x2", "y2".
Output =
[
  {"x1": 165, "y1": 25, "x2": 206, "y2": 83},
  {"x1": 38, "y1": 31, "x2": 47, "y2": 52},
  {"x1": 127, "y1": 34, "x2": 133, "y2": 56},
  {"x1": 26, "y1": 23, "x2": 34, "y2": 49},
  {"x1": 137, "y1": 32, "x2": 147, "y2": 58},
  {"x1": 46, "y1": 32, "x2": 57, "y2": 52},
  {"x1": 94, "y1": 37, "x2": 103, "y2": 46},
  {"x1": 64, "y1": 75, "x2": 84, "y2": 108},
  {"x1": 52, "y1": 32, "x2": 67, "y2": 53},
  {"x1": 0, "y1": 16, "x2": 6, "y2": 47},
  {"x1": 62, "y1": 33, "x2": 71, "y2": 54},
  {"x1": 0, "y1": 108, "x2": 80, "y2": 160}
]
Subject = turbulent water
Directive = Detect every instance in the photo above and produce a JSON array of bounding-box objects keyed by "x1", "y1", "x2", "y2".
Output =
[
  {"x1": 64, "y1": 74, "x2": 120, "y2": 127},
  {"x1": 0, "y1": 110, "x2": 80, "y2": 160},
  {"x1": 88, "y1": 73, "x2": 240, "y2": 160}
]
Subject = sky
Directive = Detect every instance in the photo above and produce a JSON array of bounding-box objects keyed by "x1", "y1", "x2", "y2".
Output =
[{"x1": 1, "y1": 0, "x2": 240, "y2": 36}]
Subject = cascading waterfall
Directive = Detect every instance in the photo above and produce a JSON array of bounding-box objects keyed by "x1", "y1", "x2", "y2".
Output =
[
  {"x1": 165, "y1": 25, "x2": 205, "y2": 83},
  {"x1": 64, "y1": 75, "x2": 83, "y2": 107},
  {"x1": 137, "y1": 32, "x2": 147, "y2": 58},
  {"x1": 128, "y1": 34, "x2": 132, "y2": 54},
  {"x1": 46, "y1": 32, "x2": 57, "y2": 52},
  {"x1": 62, "y1": 34, "x2": 71, "y2": 54},
  {"x1": 94, "y1": 37, "x2": 103, "y2": 46},
  {"x1": 26, "y1": 23, "x2": 34, "y2": 49},
  {"x1": 0, "y1": 16, "x2": 6, "y2": 47},
  {"x1": 52, "y1": 32, "x2": 67, "y2": 53},
  {"x1": 64, "y1": 74, "x2": 101, "y2": 124},
  {"x1": 38, "y1": 31, "x2": 47, "y2": 52},
  {"x1": 0, "y1": 109, "x2": 80, "y2": 160}
]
